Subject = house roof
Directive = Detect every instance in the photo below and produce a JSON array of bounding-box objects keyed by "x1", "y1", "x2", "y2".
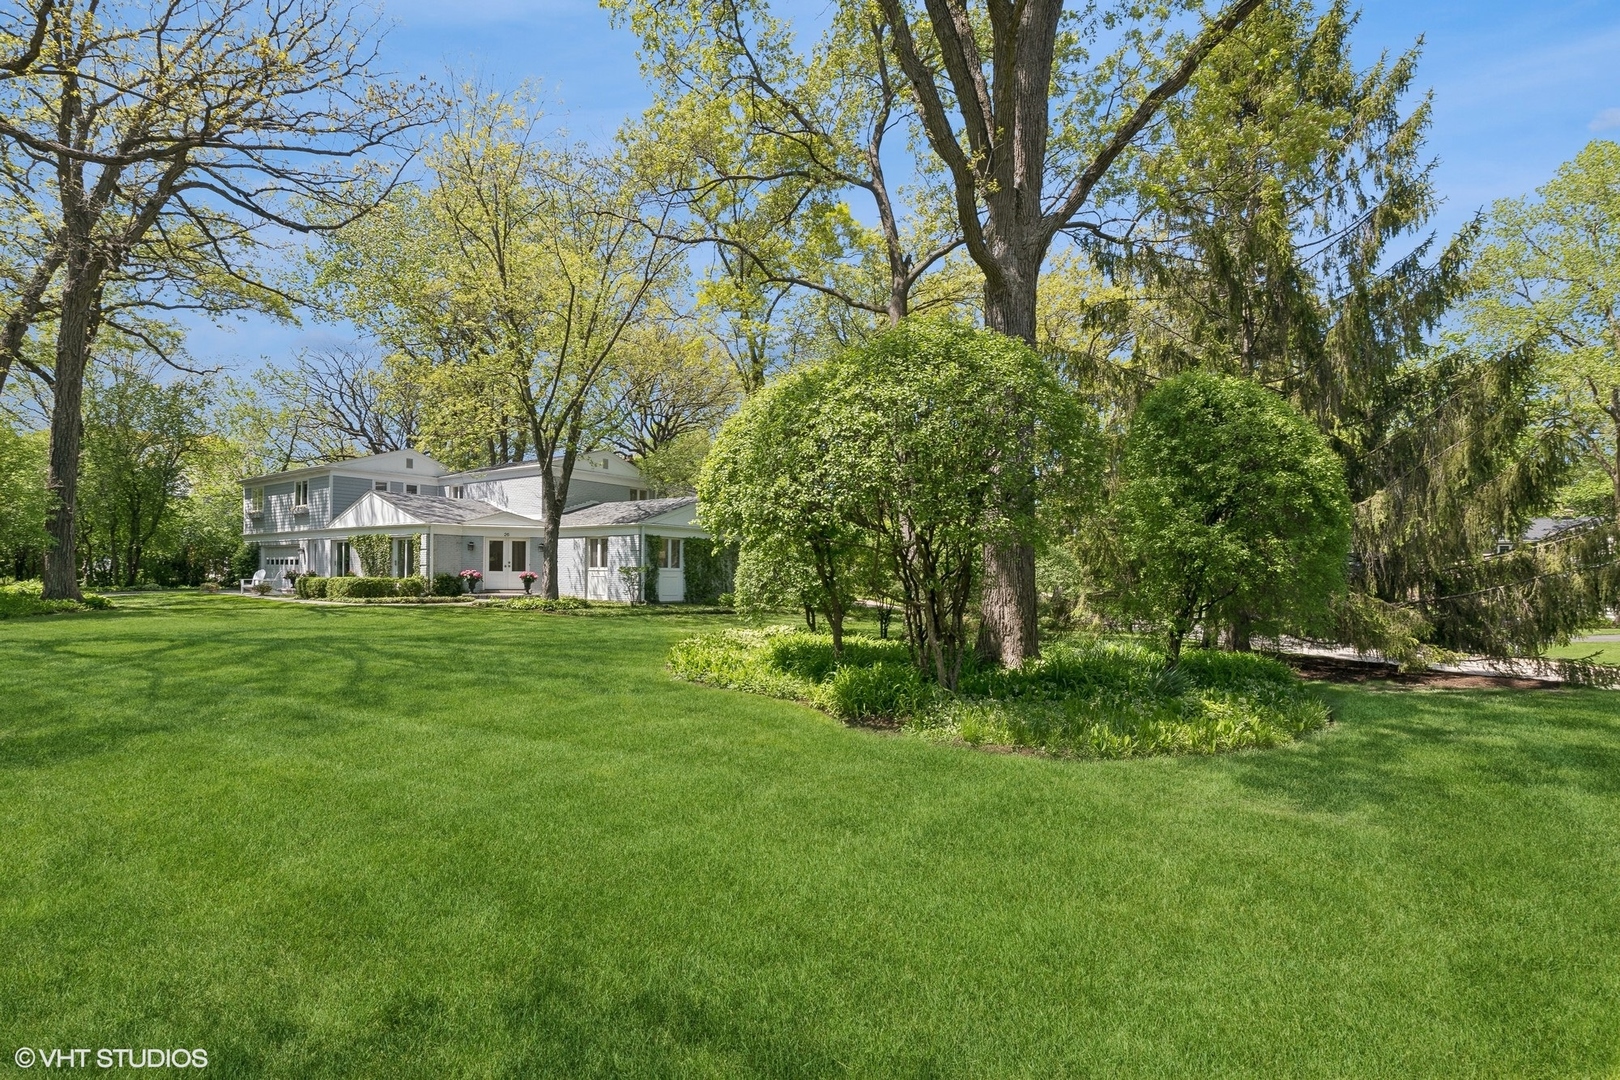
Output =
[
  {"x1": 374, "y1": 491, "x2": 502, "y2": 523},
  {"x1": 1522, "y1": 516, "x2": 1602, "y2": 543},
  {"x1": 240, "y1": 447, "x2": 448, "y2": 486},
  {"x1": 328, "y1": 490, "x2": 543, "y2": 531},
  {"x1": 559, "y1": 496, "x2": 697, "y2": 528}
]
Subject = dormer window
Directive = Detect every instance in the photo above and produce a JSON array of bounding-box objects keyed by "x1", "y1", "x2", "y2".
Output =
[
  {"x1": 451, "y1": 486, "x2": 465, "y2": 499},
  {"x1": 294, "y1": 480, "x2": 309, "y2": 506}
]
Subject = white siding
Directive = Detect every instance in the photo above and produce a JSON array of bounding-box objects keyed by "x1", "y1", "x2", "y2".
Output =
[
  {"x1": 657, "y1": 567, "x2": 685, "y2": 603},
  {"x1": 558, "y1": 538, "x2": 588, "y2": 597}
]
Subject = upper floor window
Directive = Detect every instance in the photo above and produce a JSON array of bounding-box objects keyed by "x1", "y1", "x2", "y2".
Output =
[
  {"x1": 246, "y1": 487, "x2": 264, "y2": 513},
  {"x1": 451, "y1": 486, "x2": 465, "y2": 499},
  {"x1": 374, "y1": 481, "x2": 388, "y2": 491},
  {"x1": 658, "y1": 538, "x2": 682, "y2": 569},
  {"x1": 405, "y1": 457, "x2": 414, "y2": 469},
  {"x1": 405, "y1": 484, "x2": 418, "y2": 495},
  {"x1": 293, "y1": 480, "x2": 309, "y2": 506},
  {"x1": 634, "y1": 488, "x2": 650, "y2": 500}
]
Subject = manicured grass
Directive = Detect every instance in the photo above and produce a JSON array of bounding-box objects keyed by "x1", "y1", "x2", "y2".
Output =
[
  {"x1": 1546, "y1": 638, "x2": 1620, "y2": 666},
  {"x1": 2, "y1": 595, "x2": 1619, "y2": 1078}
]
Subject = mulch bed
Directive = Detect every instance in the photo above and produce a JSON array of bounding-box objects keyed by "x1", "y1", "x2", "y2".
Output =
[{"x1": 1279, "y1": 653, "x2": 1560, "y2": 690}]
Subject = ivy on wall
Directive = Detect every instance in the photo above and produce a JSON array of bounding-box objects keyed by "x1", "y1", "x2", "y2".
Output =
[
  {"x1": 682, "y1": 538, "x2": 737, "y2": 604},
  {"x1": 349, "y1": 534, "x2": 394, "y2": 578}
]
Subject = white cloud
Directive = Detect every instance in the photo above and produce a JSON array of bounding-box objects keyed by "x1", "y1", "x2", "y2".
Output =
[{"x1": 1590, "y1": 107, "x2": 1620, "y2": 131}]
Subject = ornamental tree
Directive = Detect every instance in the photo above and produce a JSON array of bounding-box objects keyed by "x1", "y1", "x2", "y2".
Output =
[{"x1": 1116, "y1": 371, "x2": 1351, "y2": 663}]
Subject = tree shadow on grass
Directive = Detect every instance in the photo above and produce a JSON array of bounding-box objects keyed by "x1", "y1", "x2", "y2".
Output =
[{"x1": 1231, "y1": 685, "x2": 1620, "y2": 817}]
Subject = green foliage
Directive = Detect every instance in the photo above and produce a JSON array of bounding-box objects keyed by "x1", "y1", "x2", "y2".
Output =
[
  {"x1": 325, "y1": 577, "x2": 398, "y2": 600},
  {"x1": 0, "y1": 421, "x2": 48, "y2": 578},
  {"x1": 77, "y1": 365, "x2": 211, "y2": 588},
  {"x1": 348, "y1": 535, "x2": 394, "y2": 578},
  {"x1": 1115, "y1": 372, "x2": 1352, "y2": 661},
  {"x1": 431, "y1": 573, "x2": 463, "y2": 597},
  {"x1": 669, "y1": 628, "x2": 1326, "y2": 757},
  {"x1": 0, "y1": 580, "x2": 111, "y2": 618},
  {"x1": 921, "y1": 638, "x2": 1328, "y2": 759},
  {"x1": 294, "y1": 575, "x2": 328, "y2": 600},
  {"x1": 398, "y1": 575, "x2": 428, "y2": 598},
  {"x1": 680, "y1": 537, "x2": 736, "y2": 605},
  {"x1": 824, "y1": 663, "x2": 929, "y2": 724},
  {"x1": 702, "y1": 320, "x2": 1099, "y2": 685},
  {"x1": 487, "y1": 596, "x2": 591, "y2": 612},
  {"x1": 231, "y1": 542, "x2": 260, "y2": 583}
]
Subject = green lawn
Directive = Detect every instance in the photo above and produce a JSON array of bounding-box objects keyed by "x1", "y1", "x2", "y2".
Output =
[
  {"x1": 1546, "y1": 638, "x2": 1620, "y2": 666},
  {"x1": 2, "y1": 595, "x2": 1618, "y2": 1078}
]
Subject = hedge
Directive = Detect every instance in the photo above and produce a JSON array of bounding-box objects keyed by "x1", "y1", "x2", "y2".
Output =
[
  {"x1": 295, "y1": 575, "x2": 329, "y2": 599},
  {"x1": 326, "y1": 576, "x2": 398, "y2": 599}
]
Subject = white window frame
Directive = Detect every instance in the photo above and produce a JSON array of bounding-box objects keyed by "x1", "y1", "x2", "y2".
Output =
[
  {"x1": 659, "y1": 538, "x2": 682, "y2": 569},
  {"x1": 246, "y1": 487, "x2": 264, "y2": 513},
  {"x1": 374, "y1": 481, "x2": 388, "y2": 492},
  {"x1": 587, "y1": 537, "x2": 609, "y2": 569},
  {"x1": 405, "y1": 484, "x2": 418, "y2": 495},
  {"x1": 293, "y1": 480, "x2": 309, "y2": 507}
]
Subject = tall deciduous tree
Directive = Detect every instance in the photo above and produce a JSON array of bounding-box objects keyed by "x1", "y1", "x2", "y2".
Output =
[
  {"x1": 1471, "y1": 140, "x2": 1620, "y2": 528},
  {"x1": 612, "y1": 0, "x2": 964, "y2": 331},
  {"x1": 78, "y1": 363, "x2": 209, "y2": 587},
  {"x1": 0, "y1": 0, "x2": 438, "y2": 598},
  {"x1": 315, "y1": 91, "x2": 685, "y2": 597},
  {"x1": 871, "y1": 0, "x2": 1265, "y2": 666}
]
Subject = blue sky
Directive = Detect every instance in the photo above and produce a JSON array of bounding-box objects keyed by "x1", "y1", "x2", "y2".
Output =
[{"x1": 189, "y1": 0, "x2": 1620, "y2": 370}]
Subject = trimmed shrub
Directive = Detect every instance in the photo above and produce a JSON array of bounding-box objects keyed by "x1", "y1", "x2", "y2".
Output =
[
  {"x1": 251, "y1": 582, "x2": 273, "y2": 595},
  {"x1": 295, "y1": 575, "x2": 328, "y2": 599},
  {"x1": 398, "y1": 575, "x2": 428, "y2": 598},
  {"x1": 326, "y1": 576, "x2": 397, "y2": 599},
  {"x1": 488, "y1": 596, "x2": 590, "y2": 612},
  {"x1": 431, "y1": 573, "x2": 462, "y2": 597},
  {"x1": 197, "y1": 582, "x2": 221, "y2": 594}
]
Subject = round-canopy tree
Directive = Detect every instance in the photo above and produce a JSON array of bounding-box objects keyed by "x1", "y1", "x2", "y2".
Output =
[
  {"x1": 703, "y1": 319, "x2": 1098, "y2": 687},
  {"x1": 1116, "y1": 371, "x2": 1351, "y2": 663}
]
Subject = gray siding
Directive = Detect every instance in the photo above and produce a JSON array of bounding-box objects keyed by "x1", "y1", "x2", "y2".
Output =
[
  {"x1": 566, "y1": 478, "x2": 637, "y2": 508},
  {"x1": 331, "y1": 475, "x2": 374, "y2": 519}
]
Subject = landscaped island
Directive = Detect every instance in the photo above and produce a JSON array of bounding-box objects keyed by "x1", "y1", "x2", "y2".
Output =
[{"x1": 670, "y1": 627, "x2": 1329, "y2": 758}]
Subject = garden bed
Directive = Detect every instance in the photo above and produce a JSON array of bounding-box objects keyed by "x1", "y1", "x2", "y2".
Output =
[
  {"x1": 669, "y1": 628, "x2": 1330, "y2": 759},
  {"x1": 0, "y1": 580, "x2": 112, "y2": 618}
]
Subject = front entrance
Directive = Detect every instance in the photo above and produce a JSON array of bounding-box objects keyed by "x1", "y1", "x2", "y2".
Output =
[{"x1": 484, "y1": 536, "x2": 529, "y2": 591}]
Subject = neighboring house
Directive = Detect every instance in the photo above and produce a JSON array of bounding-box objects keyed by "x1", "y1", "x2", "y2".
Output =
[
  {"x1": 1492, "y1": 516, "x2": 1603, "y2": 555},
  {"x1": 241, "y1": 448, "x2": 706, "y2": 600}
]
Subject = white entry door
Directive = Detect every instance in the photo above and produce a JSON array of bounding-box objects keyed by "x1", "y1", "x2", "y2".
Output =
[{"x1": 484, "y1": 537, "x2": 528, "y2": 590}]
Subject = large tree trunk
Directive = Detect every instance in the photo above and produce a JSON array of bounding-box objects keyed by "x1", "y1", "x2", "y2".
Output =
[
  {"x1": 976, "y1": 264, "x2": 1042, "y2": 667},
  {"x1": 42, "y1": 273, "x2": 98, "y2": 601}
]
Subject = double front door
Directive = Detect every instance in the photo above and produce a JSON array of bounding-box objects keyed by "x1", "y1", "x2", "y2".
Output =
[{"x1": 485, "y1": 536, "x2": 528, "y2": 590}]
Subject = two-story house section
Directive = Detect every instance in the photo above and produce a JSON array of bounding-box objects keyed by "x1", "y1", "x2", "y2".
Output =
[
  {"x1": 241, "y1": 449, "x2": 454, "y2": 578},
  {"x1": 241, "y1": 447, "x2": 708, "y2": 599}
]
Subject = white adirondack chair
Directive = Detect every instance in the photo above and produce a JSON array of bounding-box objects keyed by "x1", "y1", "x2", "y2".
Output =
[{"x1": 240, "y1": 569, "x2": 266, "y2": 594}]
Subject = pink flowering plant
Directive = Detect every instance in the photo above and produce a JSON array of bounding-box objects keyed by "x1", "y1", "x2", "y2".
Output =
[
  {"x1": 518, "y1": 570, "x2": 538, "y2": 594},
  {"x1": 458, "y1": 568, "x2": 483, "y2": 593}
]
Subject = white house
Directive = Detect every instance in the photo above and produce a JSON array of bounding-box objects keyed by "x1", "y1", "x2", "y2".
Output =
[{"x1": 240, "y1": 448, "x2": 709, "y2": 600}]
